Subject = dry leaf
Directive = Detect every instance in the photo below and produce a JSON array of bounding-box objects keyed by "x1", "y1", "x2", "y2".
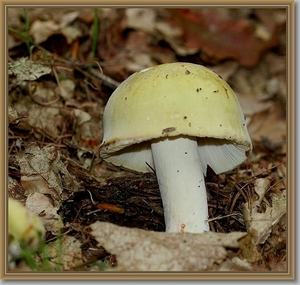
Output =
[
  {"x1": 29, "y1": 19, "x2": 60, "y2": 43},
  {"x1": 166, "y1": 9, "x2": 281, "y2": 67},
  {"x1": 8, "y1": 57, "x2": 52, "y2": 82},
  {"x1": 57, "y1": 79, "x2": 75, "y2": 101},
  {"x1": 8, "y1": 176, "x2": 26, "y2": 201},
  {"x1": 8, "y1": 105, "x2": 19, "y2": 124},
  {"x1": 247, "y1": 102, "x2": 286, "y2": 150},
  {"x1": 26, "y1": 192, "x2": 63, "y2": 235},
  {"x1": 242, "y1": 178, "x2": 286, "y2": 244},
  {"x1": 73, "y1": 109, "x2": 91, "y2": 126},
  {"x1": 46, "y1": 235, "x2": 83, "y2": 271},
  {"x1": 155, "y1": 21, "x2": 196, "y2": 56},
  {"x1": 61, "y1": 26, "x2": 82, "y2": 44},
  {"x1": 59, "y1": 11, "x2": 80, "y2": 28},
  {"x1": 125, "y1": 8, "x2": 156, "y2": 33},
  {"x1": 126, "y1": 52, "x2": 155, "y2": 72},
  {"x1": 91, "y1": 221, "x2": 247, "y2": 271},
  {"x1": 16, "y1": 143, "x2": 81, "y2": 205},
  {"x1": 209, "y1": 61, "x2": 239, "y2": 82},
  {"x1": 12, "y1": 85, "x2": 64, "y2": 139}
]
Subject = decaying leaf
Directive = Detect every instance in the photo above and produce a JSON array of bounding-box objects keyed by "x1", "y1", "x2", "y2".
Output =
[
  {"x1": 8, "y1": 57, "x2": 51, "y2": 82},
  {"x1": 8, "y1": 176, "x2": 27, "y2": 201},
  {"x1": 29, "y1": 19, "x2": 60, "y2": 43},
  {"x1": 12, "y1": 86, "x2": 63, "y2": 139},
  {"x1": 61, "y1": 25, "x2": 82, "y2": 44},
  {"x1": 16, "y1": 143, "x2": 81, "y2": 206},
  {"x1": 165, "y1": 9, "x2": 282, "y2": 67},
  {"x1": 125, "y1": 8, "x2": 156, "y2": 33},
  {"x1": 8, "y1": 105, "x2": 20, "y2": 124},
  {"x1": 73, "y1": 109, "x2": 91, "y2": 126},
  {"x1": 57, "y1": 79, "x2": 75, "y2": 101},
  {"x1": 90, "y1": 221, "x2": 247, "y2": 271},
  {"x1": 44, "y1": 235, "x2": 83, "y2": 271},
  {"x1": 26, "y1": 192, "x2": 63, "y2": 235},
  {"x1": 242, "y1": 178, "x2": 286, "y2": 244},
  {"x1": 247, "y1": 102, "x2": 286, "y2": 152},
  {"x1": 237, "y1": 231, "x2": 262, "y2": 263}
]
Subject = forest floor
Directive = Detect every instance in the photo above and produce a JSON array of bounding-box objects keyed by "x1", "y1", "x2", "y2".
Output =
[{"x1": 7, "y1": 7, "x2": 288, "y2": 273}]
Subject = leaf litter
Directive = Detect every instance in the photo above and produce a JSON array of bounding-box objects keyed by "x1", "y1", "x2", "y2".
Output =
[{"x1": 7, "y1": 7, "x2": 288, "y2": 272}]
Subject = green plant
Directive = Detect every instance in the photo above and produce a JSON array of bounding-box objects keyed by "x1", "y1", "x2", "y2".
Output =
[
  {"x1": 91, "y1": 8, "x2": 99, "y2": 62},
  {"x1": 8, "y1": 8, "x2": 35, "y2": 57},
  {"x1": 9, "y1": 233, "x2": 64, "y2": 271}
]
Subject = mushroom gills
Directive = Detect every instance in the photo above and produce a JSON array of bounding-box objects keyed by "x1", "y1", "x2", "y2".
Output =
[
  {"x1": 100, "y1": 137, "x2": 249, "y2": 176},
  {"x1": 197, "y1": 138, "x2": 249, "y2": 175}
]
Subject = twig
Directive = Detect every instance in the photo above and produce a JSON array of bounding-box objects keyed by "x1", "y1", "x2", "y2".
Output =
[
  {"x1": 207, "y1": 212, "x2": 240, "y2": 223},
  {"x1": 90, "y1": 67, "x2": 120, "y2": 90}
]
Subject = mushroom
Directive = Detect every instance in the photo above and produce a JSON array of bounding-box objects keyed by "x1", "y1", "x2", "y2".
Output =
[
  {"x1": 8, "y1": 198, "x2": 45, "y2": 259},
  {"x1": 99, "y1": 62, "x2": 252, "y2": 233}
]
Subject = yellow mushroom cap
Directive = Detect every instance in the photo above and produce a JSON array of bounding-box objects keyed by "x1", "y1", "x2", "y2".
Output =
[
  {"x1": 99, "y1": 62, "x2": 252, "y2": 174},
  {"x1": 8, "y1": 198, "x2": 45, "y2": 247}
]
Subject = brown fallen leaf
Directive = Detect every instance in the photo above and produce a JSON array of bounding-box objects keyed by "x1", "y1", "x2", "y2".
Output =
[
  {"x1": 29, "y1": 19, "x2": 60, "y2": 44},
  {"x1": 12, "y1": 86, "x2": 64, "y2": 139},
  {"x1": 26, "y1": 192, "x2": 63, "y2": 235},
  {"x1": 16, "y1": 143, "x2": 81, "y2": 205},
  {"x1": 45, "y1": 235, "x2": 84, "y2": 271},
  {"x1": 247, "y1": 101, "x2": 286, "y2": 152},
  {"x1": 165, "y1": 9, "x2": 282, "y2": 67},
  {"x1": 90, "y1": 221, "x2": 247, "y2": 271},
  {"x1": 242, "y1": 178, "x2": 286, "y2": 245},
  {"x1": 125, "y1": 8, "x2": 157, "y2": 33}
]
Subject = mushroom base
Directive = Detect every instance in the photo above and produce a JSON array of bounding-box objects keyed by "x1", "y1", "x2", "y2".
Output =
[{"x1": 151, "y1": 136, "x2": 210, "y2": 233}]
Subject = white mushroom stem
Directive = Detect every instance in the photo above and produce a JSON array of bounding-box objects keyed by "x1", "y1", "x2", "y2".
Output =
[{"x1": 151, "y1": 136, "x2": 210, "y2": 233}]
